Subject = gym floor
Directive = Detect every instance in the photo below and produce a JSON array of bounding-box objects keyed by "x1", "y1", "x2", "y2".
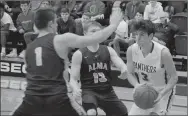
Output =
[{"x1": 1, "y1": 76, "x2": 187, "y2": 115}]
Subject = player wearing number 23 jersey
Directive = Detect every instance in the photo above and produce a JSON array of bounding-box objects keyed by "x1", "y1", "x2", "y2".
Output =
[
  {"x1": 127, "y1": 20, "x2": 178, "y2": 115},
  {"x1": 70, "y1": 21, "x2": 128, "y2": 116}
]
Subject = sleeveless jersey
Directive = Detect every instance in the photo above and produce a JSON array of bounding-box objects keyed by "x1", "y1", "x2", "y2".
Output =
[
  {"x1": 25, "y1": 33, "x2": 67, "y2": 95},
  {"x1": 132, "y1": 41, "x2": 168, "y2": 90},
  {"x1": 79, "y1": 45, "x2": 112, "y2": 91}
]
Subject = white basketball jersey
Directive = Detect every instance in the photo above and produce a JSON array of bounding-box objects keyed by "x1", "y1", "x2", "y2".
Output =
[{"x1": 132, "y1": 41, "x2": 168, "y2": 90}]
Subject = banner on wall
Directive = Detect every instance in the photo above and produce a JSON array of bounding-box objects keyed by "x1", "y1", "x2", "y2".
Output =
[{"x1": 1, "y1": 60, "x2": 26, "y2": 77}]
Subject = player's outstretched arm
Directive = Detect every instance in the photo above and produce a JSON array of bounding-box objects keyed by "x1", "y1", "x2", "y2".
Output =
[
  {"x1": 54, "y1": 8, "x2": 123, "y2": 49},
  {"x1": 69, "y1": 50, "x2": 82, "y2": 96},
  {"x1": 126, "y1": 46, "x2": 139, "y2": 87},
  {"x1": 160, "y1": 48, "x2": 178, "y2": 97}
]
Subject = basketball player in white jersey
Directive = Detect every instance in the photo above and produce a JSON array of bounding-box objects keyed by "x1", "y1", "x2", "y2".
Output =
[{"x1": 127, "y1": 20, "x2": 178, "y2": 115}]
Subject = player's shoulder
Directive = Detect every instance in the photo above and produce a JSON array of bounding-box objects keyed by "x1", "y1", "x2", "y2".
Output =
[
  {"x1": 106, "y1": 45, "x2": 115, "y2": 52},
  {"x1": 100, "y1": 45, "x2": 111, "y2": 53},
  {"x1": 127, "y1": 43, "x2": 137, "y2": 51},
  {"x1": 153, "y1": 41, "x2": 168, "y2": 52},
  {"x1": 161, "y1": 47, "x2": 171, "y2": 58},
  {"x1": 78, "y1": 47, "x2": 88, "y2": 55},
  {"x1": 72, "y1": 50, "x2": 82, "y2": 60}
]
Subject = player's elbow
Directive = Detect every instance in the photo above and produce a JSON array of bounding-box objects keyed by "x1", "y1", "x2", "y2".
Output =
[
  {"x1": 120, "y1": 65, "x2": 128, "y2": 73},
  {"x1": 170, "y1": 72, "x2": 178, "y2": 85}
]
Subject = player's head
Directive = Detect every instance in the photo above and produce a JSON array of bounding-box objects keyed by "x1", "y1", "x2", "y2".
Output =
[
  {"x1": 60, "y1": 8, "x2": 70, "y2": 22},
  {"x1": 84, "y1": 21, "x2": 102, "y2": 36},
  {"x1": 34, "y1": 8, "x2": 57, "y2": 33},
  {"x1": 40, "y1": 0, "x2": 50, "y2": 8},
  {"x1": 134, "y1": 20, "x2": 155, "y2": 47},
  {"x1": 20, "y1": 1, "x2": 30, "y2": 12},
  {"x1": 0, "y1": 3, "x2": 5, "y2": 18}
]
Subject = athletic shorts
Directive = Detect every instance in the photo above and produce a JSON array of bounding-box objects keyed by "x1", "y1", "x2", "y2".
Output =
[
  {"x1": 129, "y1": 88, "x2": 176, "y2": 115},
  {"x1": 12, "y1": 94, "x2": 79, "y2": 116},
  {"x1": 82, "y1": 89, "x2": 128, "y2": 116}
]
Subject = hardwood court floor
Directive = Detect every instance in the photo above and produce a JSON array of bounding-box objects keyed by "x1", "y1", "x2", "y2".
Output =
[{"x1": 1, "y1": 76, "x2": 187, "y2": 115}]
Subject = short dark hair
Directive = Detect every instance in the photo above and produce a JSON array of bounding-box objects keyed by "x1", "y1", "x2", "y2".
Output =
[
  {"x1": 84, "y1": 21, "x2": 102, "y2": 32},
  {"x1": 0, "y1": 3, "x2": 5, "y2": 9},
  {"x1": 60, "y1": 8, "x2": 69, "y2": 13},
  {"x1": 34, "y1": 8, "x2": 56, "y2": 30},
  {"x1": 134, "y1": 20, "x2": 155, "y2": 35},
  {"x1": 20, "y1": 1, "x2": 30, "y2": 5}
]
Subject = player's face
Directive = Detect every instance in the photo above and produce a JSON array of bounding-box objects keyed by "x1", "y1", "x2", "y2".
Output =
[
  {"x1": 20, "y1": 3, "x2": 29, "y2": 12},
  {"x1": 49, "y1": 15, "x2": 58, "y2": 33},
  {"x1": 85, "y1": 26, "x2": 101, "y2": 36},
  {"x1": 135, "y1": 30, "x2": 152, "y2": 47}
]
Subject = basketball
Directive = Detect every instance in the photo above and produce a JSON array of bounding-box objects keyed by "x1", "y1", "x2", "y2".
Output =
[{"x1": 133, "y1": 84, "x2": 158, "y2": 109}]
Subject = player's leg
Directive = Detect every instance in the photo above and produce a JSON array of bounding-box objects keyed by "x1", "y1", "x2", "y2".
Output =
[
  {"x1": 82, "y1": 90, "x2": 98, "y2": 116},
  {"x1": 99, "y1": 90, "x2": 128, "y2": 116},
  {"x1": 45, "y1": 93, "x2": 79, "y2": 116},
  {"x1": 151, "y1": 88, "x2": 175, "y2": 115},
  {"x1": 12, "y1": 94, "x2": 44, "y2": 116}
]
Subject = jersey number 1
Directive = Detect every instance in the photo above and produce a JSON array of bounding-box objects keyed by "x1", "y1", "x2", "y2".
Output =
[{"x1": 35, "y1": 47, "x2": 42, "y2": 66}]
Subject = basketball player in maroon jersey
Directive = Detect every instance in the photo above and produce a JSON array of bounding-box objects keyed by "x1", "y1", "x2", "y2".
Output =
[
  {"x1": 70, "y1": 21, "x2": 128, "y2": 116},
  {"x1": 12, "y1": 8, "x2": 123, "y2": 116}
]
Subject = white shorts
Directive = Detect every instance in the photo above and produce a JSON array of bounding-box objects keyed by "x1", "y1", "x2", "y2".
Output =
[{"x1": 129, "y1": 88, "x2": 175, "y2": 115}]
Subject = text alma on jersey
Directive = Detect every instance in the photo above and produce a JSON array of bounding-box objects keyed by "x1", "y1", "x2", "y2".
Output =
[
  {"x1": 133, "y1": 62, "x2": 156, "y2": 73},
  {"x1": 89, "y1": 62, "x2": 108, "y2": 72}
]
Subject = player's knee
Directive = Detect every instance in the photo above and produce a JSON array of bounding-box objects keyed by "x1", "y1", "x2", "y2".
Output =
[{"x1": 87, "y1": 109, "x2": 97, "y2": 115}]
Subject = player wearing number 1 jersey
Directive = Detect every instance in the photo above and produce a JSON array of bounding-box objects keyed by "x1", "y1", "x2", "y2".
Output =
[
  {"x1": 12, "y1": 8, "x2": 123, "y2": 116},
  {"x1": 70, "y1": 21, "x2": 128, "y2": 116},
  {"x1": 126, "y1": 20, "x2": 178, "y2": 115}
]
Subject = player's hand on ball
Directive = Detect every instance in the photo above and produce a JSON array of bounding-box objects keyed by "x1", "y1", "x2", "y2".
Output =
[
  {"x1": 133, "y1": 83, "x2": 143, "y2": 94},
  {"x1": 110, "y1": 7, "x2": 123, "y2": 27},
  {"x1": 154, "y1": 92, "x2": 162, "y2": 105},
  {"x1": 118, "y1": 71, "x2": 128, "y2": 80}
]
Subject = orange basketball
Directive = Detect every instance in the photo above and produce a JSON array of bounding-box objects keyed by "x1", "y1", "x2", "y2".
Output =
[{"x1": 133, "y1": 84, "x2": 158, "y2": 109}]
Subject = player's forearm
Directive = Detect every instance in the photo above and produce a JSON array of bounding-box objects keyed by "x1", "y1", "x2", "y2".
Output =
[
  {"x1": 69, "y1": 77, "x2": 80, "y2": 90},
  {"x1": 161, "y1": 76, "x2": 178, "y2": 96},
  {"x1": 127, "y1": 73, "x2": 139, "y2": 87},
  {"x1": 120, "y1": 65, "x2": 127, "y2": 74},
  {"x1": 90, "y1": 24, "x2": 117, "y2": 43}
]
